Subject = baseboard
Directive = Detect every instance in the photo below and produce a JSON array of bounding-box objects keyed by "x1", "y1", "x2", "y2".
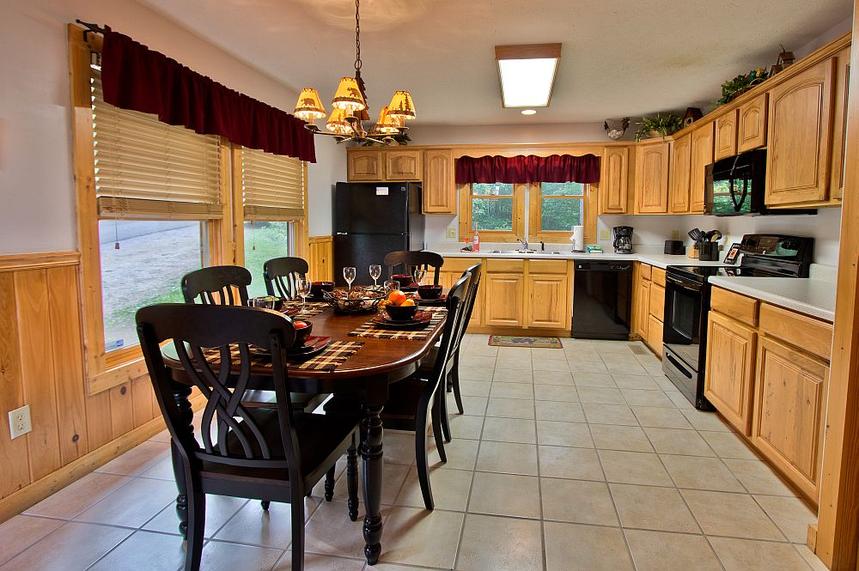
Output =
[{"x1": 466, "y1": 325, "x2": 572, "y2": 338}]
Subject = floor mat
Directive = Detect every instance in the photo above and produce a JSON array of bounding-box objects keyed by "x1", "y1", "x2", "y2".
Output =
[{"x1": 488, "y1": 335, "x2": 563, "y2": 349}]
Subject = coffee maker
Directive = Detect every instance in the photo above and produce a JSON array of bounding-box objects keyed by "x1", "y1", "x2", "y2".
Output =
[{"x1": 612, "y1": 226, "x2": 633, "y2": 254}]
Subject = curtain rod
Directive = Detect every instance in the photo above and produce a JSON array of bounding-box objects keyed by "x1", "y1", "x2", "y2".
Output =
[{"x1": 75, "y1": 19, "x2": 110, "y2": 42}]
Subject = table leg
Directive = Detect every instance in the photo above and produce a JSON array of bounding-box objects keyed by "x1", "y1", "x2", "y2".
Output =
[
  {"x1": 361, "y1": 404, "x2": 384, "y2": 565},
  {"x1": 169, "y1": 382, "x2": 194, "y2": 539}
]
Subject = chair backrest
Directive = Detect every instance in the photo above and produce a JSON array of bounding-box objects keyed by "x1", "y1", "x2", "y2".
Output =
[
  {"x1": 263, "y1": 257, "x2": 309, "y2": 299},
  {"x1": 181, "y1": 266, "x2": 252, "y2": 306},
  {"x1": 429, "y1": 271, "x2": 472, "y2": 392},
  {"x1": 451, "y1": 263, "x2": 482, "y2": 356},
  {"x1": 384, "y1": 250, "x2": 444, "y2": 285},
  {"x1": 137, "y1": 303, "x2": 303, "y2": 481}
]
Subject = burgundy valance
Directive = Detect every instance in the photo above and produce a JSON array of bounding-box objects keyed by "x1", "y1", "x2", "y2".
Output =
[
  {"x1": 101, "y1": 30, "x2": 316, "y2": 162},
  {"x1": 454, "y1": 154, "x2": 600, "y2": 185}
]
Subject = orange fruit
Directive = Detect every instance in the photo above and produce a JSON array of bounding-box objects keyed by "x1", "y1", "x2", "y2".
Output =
[
  {"x1": 401, "y1": 299, "x2": 416, "y2": 307},
  {"x1": 388, "y1": 290, "x2": 406, "y2": 306}
]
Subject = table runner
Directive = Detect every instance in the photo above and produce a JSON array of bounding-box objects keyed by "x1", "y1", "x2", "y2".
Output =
[
  {"x1": 348, "y1": 307, "x2": 447, "y2": 340},
  {"x1": 199, "y1": 339, "x2": 363, "y2": 372}
]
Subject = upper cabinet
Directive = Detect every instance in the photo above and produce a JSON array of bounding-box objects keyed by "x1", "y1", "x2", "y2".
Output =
[
  {"x1": 634, "y1": 140, "x2": 670, "y2": 214},
  {"x1": 599, "y1": 146, "x2": 631, "y2": 214},
  {"x1": 830, "y1": 46, "x2": 851, "y2": 202},
  {"x1": 347, "y1": 149, "x2": 384, "y2": 181},
  {"x1": 765, "y1": 58, "x2": 835, "y2": 206},
  {"x1": 689, "y1": 122, "x2": 714, "y2": 213},
  {"x1": 669, "y1": 134, "x2": 691, "y2": 213},
  {"x1": 737, "y1": 93, "x2": 768, "y2": 153},
  {"x1": 385, "y1": 149, "x2": 422, "y2": 181},
  {"x1": 422, "y1": 149, "x2": 455, "y2": 214},
  {"x1": 714, "y1": 109, "x2": 738, "y2": 161}
]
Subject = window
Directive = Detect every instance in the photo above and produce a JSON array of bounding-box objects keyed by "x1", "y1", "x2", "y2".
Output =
[
  {"x1": 530, "y1": 182, "x2": 586, "y2": 238},
  {"x1": 243, "y1": 221, "x2": 294, "y2": 298},
  {"x1": 458, "y1": 182, "x2": 525, "y2": 241}
]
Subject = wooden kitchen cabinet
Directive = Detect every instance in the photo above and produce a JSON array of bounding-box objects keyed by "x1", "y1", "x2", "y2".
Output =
[
  {"x1": 599, "y1": 146, "x2": 631, "y2": 214},
  {"x1": 737, "y1": 93, "x2": 768, "y2": 153},
  {"x1": 829, "y1": 46, "x2": 851, "y2": 202},
  {"x1": 714, "y1": 109, "x2": 738, "y2": 161},
  {"x1": 689, "y1": 121, "x2": 714, "y2": 213},
  {"x1": 632, "y1": 263, "x2": 651, "y2": 340},
  {"x1": 752, "y1": 336, "x2": 829, "y2": 500},
  {"x1": 704, "y1": 311, "x2": 757, "y2": 435},
  {"x1": 647, "y1": 314, "x2": 664, "y2": 358},
  {"x1": 385, "y1": 149, "x2": 422, "y2": 181},
  {"x1": 765, "y1": 58, "x2": 835, "y2": 206},
  {"x1": 422, "y1": 149, "x2": 455, "y2": 213},
  {"x1": 669, "y1": 134, "x2": 691, "y2": 213},
  {"x1": 634, "y1": 141, "x2": 670, "y2": 214},
  {"x1": 527, "y1": 273, "x2": 568, "y2": 329},
  {"x1": 347, "y1": 149, "x2": 384, "y2": 181},
  {"x1": 484, "y1": 273, "x2": 525, "y2": 327}
]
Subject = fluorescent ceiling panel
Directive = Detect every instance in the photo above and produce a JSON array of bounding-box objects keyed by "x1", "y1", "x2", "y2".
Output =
[{"x1": 497, "y1": 57, "x2": 558, "y2": 107}]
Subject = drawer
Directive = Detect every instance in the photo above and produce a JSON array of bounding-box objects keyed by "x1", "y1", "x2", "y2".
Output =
[
  {"x1": 649, "y1": 283, "x2": 665, "y2": 320},
  {"x1": 486, "y1": 258, "x2": 525, "y2": 273},
  {"x1": 639, "y1": 263, "x2": 652, "y2": 281},
  {"x1": 443, "y1": 257, "x2": 482, "y2": 273},
  {"x1": 529, "y1": 259, "x2": 568, "y2": 274},
  {"x1": 759, "y1": 303, "x2": 833, "y2": 360},
  {"x1": 711, "y1": 287, "x2": 759, "y2": 327},
  {"x1": 651, "y1": 267, "x2": 666, "y2": 287}
]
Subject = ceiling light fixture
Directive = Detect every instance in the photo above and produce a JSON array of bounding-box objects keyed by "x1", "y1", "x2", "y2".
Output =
[
  {"x1": 293, "y1": 0, "x2": 415, "y2": 144},
  {"x1": 495, "y1": 43, "x2": 561, "y2": 108},
  {"x1": 521, "y1": 109, "x2": 537, "y2": 116}
]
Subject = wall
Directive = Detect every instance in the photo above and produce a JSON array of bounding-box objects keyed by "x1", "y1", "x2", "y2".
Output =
[
  {"x1": 0, "y1": 0, "x2": 339, "y2": 255},
  {"x1": 307, "y1": 136, "x2": 343, "y2": 236},
  {"x1": 408, "y1": 122, "x2": 608, "y2": 146}
]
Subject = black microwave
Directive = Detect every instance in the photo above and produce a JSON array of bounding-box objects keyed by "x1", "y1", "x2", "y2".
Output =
[{"x1": 705, "y1": 149, "x2": 816, "y2": 216}]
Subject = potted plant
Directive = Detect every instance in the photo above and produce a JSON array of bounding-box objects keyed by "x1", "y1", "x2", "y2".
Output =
[{"x1": 634, "y1": 113, "x2": 683, "y2": 141}]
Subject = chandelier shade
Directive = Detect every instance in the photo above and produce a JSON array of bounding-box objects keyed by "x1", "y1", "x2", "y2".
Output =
[
  {"x1": 293, "y1": 88, "x2": 326, "y2": 121},
  {"x1": 373, "y1": 106, "x2": 402, "y2": 134},
  {"x1": 332, "y1": 77, "x2": 367, "y2": 112},
  {"x1": 387, "y1": 90, "x2": 416, "y2": 119},
  {"x1": 325, "y1": 108, "x2": 352, "y2": 135}
]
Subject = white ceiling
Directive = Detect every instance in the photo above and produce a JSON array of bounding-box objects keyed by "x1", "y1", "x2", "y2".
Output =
[{"x1": 137, "y1": 0, "x2": 852, "y2": 126}]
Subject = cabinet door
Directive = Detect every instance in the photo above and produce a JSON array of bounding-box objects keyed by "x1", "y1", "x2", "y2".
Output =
[
  {"x1": 484, "y1": 273, "x2": 524, "y2": 327},
  {"x1": 765, "y1": 58, "x2": 835, "y2": 206},
  {"x1": 648, "y1": 283, "x2": 665, "y2": 322},
  {"x1": 647, "y1": 315, "x2": 663, "y2": 358},
  {"x1": 704, "y1": 312, "x2": 757, "y2": 435},
  {"x1": 689, "y1": 122, "x2": 714, "y2": 213},
  {"x1": 527, "y1": 274, "x2": 568, "y2": 329},
  {"x1": 422, "y1": 149, "x2": 454, "y2": 213},
  {"x1": 636, "y1": 278, "x2": 651, "y2": 338},
  {"x1": 738, "y1": 93, "x2": 768, "y2": 152},
  {"x1": 752, "y1": 336, "x2": 828, "y2": 499},
  {"x1": 830, "y1": 47, "x2": 850, "y2": 202},
  {"x1": 634, "y1": 141, "x2": 670, "y2": 214},
  {"x1": 714, "y1": 109, "x2": 738, "y2": 161},
  {"x1": 347, "y1": 150, "x2": 384, "y2": 181},
  {"x1": 599, "y1": 146, "x2": 630, "y2": 214},
  {"x1": 385, "y1": 150, "x2": 422, "y2": 181},
  {"x1": 669, "y1": 134, "x2": 691, "y2": 213}
]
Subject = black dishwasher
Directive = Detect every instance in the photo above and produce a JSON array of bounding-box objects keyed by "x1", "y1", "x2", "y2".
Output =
[{"x1": 572, "y1": 261, "x2": 633, "y2": 340}]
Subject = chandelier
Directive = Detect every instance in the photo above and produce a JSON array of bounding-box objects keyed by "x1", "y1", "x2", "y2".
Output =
[{"x1": 293, "y1": 0, "x2": 416, "y2": 144}]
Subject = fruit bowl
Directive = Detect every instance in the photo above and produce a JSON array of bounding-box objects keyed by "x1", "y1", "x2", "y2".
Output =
[
  {"x1": 322, "y1": 287, "x2": 385, "y2": 314},
  {"x1": 292, "y1": 320, "x2": 312, "y2": 348},
  {"x1": 417, "y1": 285, "x2": 443, "y2": 300},
  {"x1": 385, "y1": 303, "x2": 419, "y2": 321}
]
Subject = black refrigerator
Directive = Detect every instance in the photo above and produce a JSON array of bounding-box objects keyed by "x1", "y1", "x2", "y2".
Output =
[{"x1": 333, "y1": 182, "x2": 425, "y2": 286}]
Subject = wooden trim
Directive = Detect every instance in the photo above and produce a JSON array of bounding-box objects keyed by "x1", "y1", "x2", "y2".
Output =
[
  {"x1": 458, "y1": 183, "x2": 526, "y2": 242},
  {"x1": 815, "y1": 4, "x2": 859, "y2": 567},
  {"x1": 0, "y1": 252, "x2": 80, "y2": 272},
  {"x1": 495, "y1": 43, "x2": 562, "y2": 60}
]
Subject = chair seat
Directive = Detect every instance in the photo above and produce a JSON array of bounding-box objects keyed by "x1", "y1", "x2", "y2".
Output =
[{"x1": 199, "y1": 408, "x2": 358, "y2": 485}]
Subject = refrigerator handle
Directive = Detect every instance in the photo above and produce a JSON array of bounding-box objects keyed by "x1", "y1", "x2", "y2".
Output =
[{"x1": 335, "y1": 232, "x2": 348, "y2": 236}]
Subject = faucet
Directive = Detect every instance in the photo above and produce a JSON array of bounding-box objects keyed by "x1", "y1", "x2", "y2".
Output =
[{"x1": 517, "y1": 237, "x2": 529, "y2": 251}]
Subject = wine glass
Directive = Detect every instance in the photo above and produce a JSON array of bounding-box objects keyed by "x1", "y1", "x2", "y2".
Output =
[
  {"x1": 343, "y1": 266, "x2": 357, "y2": 291},
  {"x1": 369, "y1": 264, "x2": 382, "y2": 287},
  {"x1": 296, "y1": 275, "x2": 312, "y2": 307},
  {"x1": 384, "y1": 279, "x2": 400, "y2": 294},
  {"x1": 412, "y1": 267, "x2": 427, "y2": 286}
]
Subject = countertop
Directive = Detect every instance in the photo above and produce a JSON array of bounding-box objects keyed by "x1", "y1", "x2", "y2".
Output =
[
  {"x1": 708, "y1": 276, "x2": 835, "y2": 323},
  {"x1": 439, "y1": 250, "x2": 727, "y2": 269}
]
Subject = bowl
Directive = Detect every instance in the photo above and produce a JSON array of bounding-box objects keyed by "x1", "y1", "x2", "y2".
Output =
[
  {"x1": 322, "y1": 287, "x2": 385, "y2": 313},
  {"x1": 292, "y1": 319, "x2": 313, "y2": 348},
  {"x1": 310, "y1": 281, "x2": 335, "y2": 298},
  {"x1": 385, "y1": 303, "x2": 418, "y2": 322},
  {"x1": 417, "y1": 284, "x2": 443, "y2": 300},
  {"x1": 391, "y1": 274, "x2": 417, "y2": 290}
]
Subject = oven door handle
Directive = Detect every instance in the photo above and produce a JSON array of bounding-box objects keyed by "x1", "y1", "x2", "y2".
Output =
[{"x1": 667, "y1": 276, "x2": 701, "y2": 292}]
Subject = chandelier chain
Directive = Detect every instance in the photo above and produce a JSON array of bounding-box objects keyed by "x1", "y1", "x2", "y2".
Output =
[{"x1": 354, "y1": 0, "x2": 362, "y2": 72}]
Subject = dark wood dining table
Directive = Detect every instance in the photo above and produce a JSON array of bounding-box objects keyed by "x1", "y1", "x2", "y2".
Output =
[{"x1": 160, "y1": 302, "x2": 446, "y2": 565}]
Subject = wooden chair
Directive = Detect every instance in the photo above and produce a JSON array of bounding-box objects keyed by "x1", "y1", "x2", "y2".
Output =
[
  {"x1": 384, "y1": 250, "x2": 444, "y2": 285},
  {"x1": 136, "y1": 303, "x2": 360, "y2": 571},
  {"x1": 380, "y1": 271, "x2": 472, "y2": 510},
  {"x1": 181, "y1": 265, "x2": 252, "y2": 306},
  {"x1": 264, "y1": 256, "x2": 309, "y2": 299}
]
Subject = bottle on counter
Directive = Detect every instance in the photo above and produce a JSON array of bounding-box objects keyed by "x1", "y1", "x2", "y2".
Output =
[{"x1": 472, "y1": 227, "x2": 480, "y2": 253}]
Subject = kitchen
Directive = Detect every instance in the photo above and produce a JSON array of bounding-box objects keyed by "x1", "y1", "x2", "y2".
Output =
[{"x1": 2, "y1": 1, "x2": 859, "y2": 570}]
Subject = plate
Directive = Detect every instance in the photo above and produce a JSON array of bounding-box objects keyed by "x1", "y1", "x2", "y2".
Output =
[
  {"x1": 372, "y1": 312, "x2": 433, "y2": 330},
  {"x1": 287, "y1": 336, "x2": 330, "y2": 359},
  {"x1": 417, "y1": 295, "x2": 447, "y2": 307}
]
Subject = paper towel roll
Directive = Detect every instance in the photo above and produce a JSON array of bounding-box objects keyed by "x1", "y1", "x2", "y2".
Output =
[{"x1": 570, "y1": 225, "x2": 584, "y2": 251}]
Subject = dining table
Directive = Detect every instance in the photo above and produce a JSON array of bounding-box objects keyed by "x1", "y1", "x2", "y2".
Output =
[{"x1": 160, "y1": 299, "x2": 447, "y2": 565}]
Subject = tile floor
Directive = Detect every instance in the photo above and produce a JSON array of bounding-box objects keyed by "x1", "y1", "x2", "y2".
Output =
[{"x1": 0, "y1": 336, "x2": 826, "y2": 570}]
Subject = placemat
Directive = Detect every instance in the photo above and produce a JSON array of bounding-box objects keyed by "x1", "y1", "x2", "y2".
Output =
[
  {"x1": 282, "y1": 301, "x2": 329, "y2": 319},
  {"x1": 199, "y1": 340, "x2": 363, "y2": 372},
  {"x1": 348, "y1": 307, "x2": 447, "y2": 340}
]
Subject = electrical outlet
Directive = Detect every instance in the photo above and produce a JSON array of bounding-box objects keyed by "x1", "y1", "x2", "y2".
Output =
[
  {"x1": 8, "y1": 405, "x2": 31, "y2": 440},
  {"x1": 446, "y1": 227, "x2": 457, "y2": 240}
]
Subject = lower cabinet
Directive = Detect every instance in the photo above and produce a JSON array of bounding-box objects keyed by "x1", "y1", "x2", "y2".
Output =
[
  {"x1": 704, "y1": 311, "x2": 757, "y2": 435},
  {"x1": 645, "y1": 280, "x2": 664, "y2": 356},
  {"x1": 647, "y1": 314, "x2": 664, "y2": 358},
  {"x1": 752, "y1": 336, "x2": 829, "y2": 500},
  {"x1": 527, "y1": 273, "x2": 568, "y2": 329},
  {"x1": 484, "y1": 273, "x2": 525, "y2": 327},
  {"x1": 635, "y1": 271, "x2": 651, "y2": 339}
]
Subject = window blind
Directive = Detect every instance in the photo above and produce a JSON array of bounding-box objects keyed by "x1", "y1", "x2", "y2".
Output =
[
  {"x1": 241, "y1": 147, "x2": 305, "y2": 221},
  {"x1": 91, "y1": 74, "x2": 223, "y2": 220}
]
